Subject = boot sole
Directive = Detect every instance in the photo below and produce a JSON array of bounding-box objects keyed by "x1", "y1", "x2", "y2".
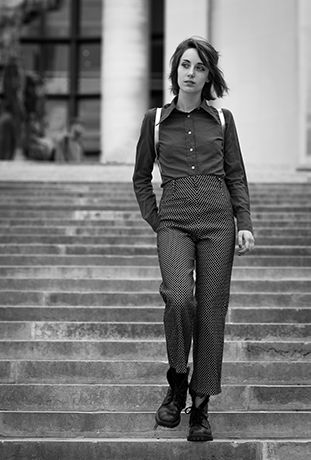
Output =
[{"x1": 187, "y1": 434, "x2": 213, "y2": 442}]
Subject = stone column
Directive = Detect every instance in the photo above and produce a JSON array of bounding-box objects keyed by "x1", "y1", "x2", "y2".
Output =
[
  {"x1": 211, "y1": 0, "x2": 301, "y2": 169},
  {"x1": 164, "y1": 0, "x2": 210, "y2": 103},
  {"x1": 100, "y1": 0, "x2": 150, "y2": 164},
  {"x1": 298, "y1": 0, "x2": 311, "y2": 164}
]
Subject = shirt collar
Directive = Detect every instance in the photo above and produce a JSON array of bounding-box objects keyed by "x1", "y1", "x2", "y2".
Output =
[{"x1": 159, "y1": 96, "x2": 220, "y2": 124}]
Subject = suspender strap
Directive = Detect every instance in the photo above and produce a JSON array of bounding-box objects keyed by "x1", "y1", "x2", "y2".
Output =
[
  {"x1": 216, "y1": 107, "x2": 225, "y2": 132},
  {"x1": 154, "y1": 107, "x2": 162, "y2": 159}
]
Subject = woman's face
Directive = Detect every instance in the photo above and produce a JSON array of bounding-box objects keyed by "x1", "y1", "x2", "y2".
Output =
[{"x1": 177, "y1": 47, "x2": 209, "y2": 97}]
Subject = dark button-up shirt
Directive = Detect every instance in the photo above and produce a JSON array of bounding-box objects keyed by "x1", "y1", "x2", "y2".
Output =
[{"x1": 133, "y1": 97, "x2": 253, "y2": 234}]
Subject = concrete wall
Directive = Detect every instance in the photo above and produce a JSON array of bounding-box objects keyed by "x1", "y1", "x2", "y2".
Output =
[
  {"x1": 99, "y1": 0, "x2": 310, "y2": 167},
  {"x1": 212, "y1": 0, "x2": 300, "y2": 168}
]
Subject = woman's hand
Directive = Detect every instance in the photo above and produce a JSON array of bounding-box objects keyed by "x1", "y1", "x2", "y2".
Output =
[{"x1": 238, "y1": 230, "x2": 255, "y2": 256}]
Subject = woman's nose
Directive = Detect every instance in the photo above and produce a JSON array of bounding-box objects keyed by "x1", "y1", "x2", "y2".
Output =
[{"x1": 187, "y1": 67, "x2": 195, "y2": 77}]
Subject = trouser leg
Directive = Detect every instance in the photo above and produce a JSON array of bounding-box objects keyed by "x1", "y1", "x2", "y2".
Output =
[
  {"x1": 190, "y1": 226, "x2": 235, "y2": 396},
  {"x1": 157, "y1": 227, "x2": 196, "y2": 374}
]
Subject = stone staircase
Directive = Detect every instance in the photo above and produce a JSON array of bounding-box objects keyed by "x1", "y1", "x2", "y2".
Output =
[{"x1": 0, "y1": 179, "x2": 310, "y2": 459}]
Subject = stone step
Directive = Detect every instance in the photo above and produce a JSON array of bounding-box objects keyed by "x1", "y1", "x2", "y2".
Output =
[
  {"x1": 2, "y1": 194, "x2": 311, "y2": 206},
  {"x1": 1, "y1": 234, "x2": 311, "y2": 246},
  {"x1": 0, "y1": 209, "x2": 310, "y2": 221},
  {"x1": 1, "y1": 321, "x2": 309, "y2": 342},
  {"x1": 1, "y1": 360, "x2": 310, "y2": 385},
  {"x1": 0, "y1": 306, "x2": 166, "y2": 322},
  {"x1": 0, "y1": 210, "x2": 143, "y2": 219},
  {"x1": 0, "y1": 198, "x2": 143, "y2": 206},
  {"x1": 0, "y1": 410, "x2": 311, "y2": 439},
  {"x1": 0, "y1": 189, "x2": 138, "y2": 195},
  {"x1": 0, "y1": 219, "x2": 150, "y2": 228},
  {"x1": 0, "y1": 200, "x2": 140, "y2": 209},
  {"x1": 0, "y1": 182, "x2": 305, "y2": 190},
  {"x1": 251, "y1": 197, "x2": 311, "y2": 203},
  {"x1": 0, "y1": 254, "x2": 161, "y2": 264},
  {"x1": 228, "y1": 307, "x2": 311, "y2": 323},
  {"x1": 0, "y1": 179, "x2": 308, "y2": 188},
  {"x1": 1, "y1": 306, "x2": 310, "y2": 323},
  {"x1": 0, "y1": 253, "x2": 310, "y2": 267},
  {"x1": 0, "y1": 439, "x2": 310, "y2": 460},
  {"x1": 0, "y1": 383, "x2": 310, "y2": 412},
  {"x1": 1, "y1": 291, "x2": 310, "y2": 307},
  {"x1": 0, "y1": 265, "x2": 310, "y2": 279},
  {"x1": 0, "y1": 181, "x2": 135, "y2": 189},
  {"x1": 1, "y1": 218, "x2": 311, "y2": 228},
  {"x1": 1, "y1": 339, "x2": 309, "y2": 361},
  {"x1": 5, "y1": 187, "x2": 311, "y2": 198},
  {"x1": 0, "y1": 179, "x2": 310, "y2": 454},
  {"x1": 3, "y1": 225, "x2": 311, "y2": 238},
  {"x1": 0, "y1": 278, "x2": 310, "y2": 292},
  {"x1": 1, "y1": 193, "x2": 311, "y2": 208},
  {"x1": 1, "y1": 201, "x2": 311, "y2": 213},
  {"x1": 1, "y1": 188, "x2": 311, "y2": 199},
  {"x1": 0, "y1": 181, "x2": 309, "y2": 190},
  {"x1": 1, "y1": 247, "x2": 311, "y2": 261},
  {"x1": 2, "y1": 184, "x2": 310, "y2": 194}
]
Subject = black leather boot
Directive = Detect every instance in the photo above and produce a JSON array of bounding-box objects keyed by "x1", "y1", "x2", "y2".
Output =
[
  {"x1": 187, "y1": 394, "x2": 213, "y2": 442},
  {"x1": 155, "y1": 367, "x2": 189, "y2": 428}
]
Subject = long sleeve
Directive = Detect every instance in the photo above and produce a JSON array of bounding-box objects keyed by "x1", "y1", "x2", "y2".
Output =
[
  {"x1": 223, "y1": 109, "x2": 253, "y2": 233},
  {"x1": 132, "y1": 109, "x2": 160, "y2": 232}
]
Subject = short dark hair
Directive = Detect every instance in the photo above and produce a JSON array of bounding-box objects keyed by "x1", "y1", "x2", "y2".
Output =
[{"x1": 169, "y1": 36, "x2": 229, "y2": 100}]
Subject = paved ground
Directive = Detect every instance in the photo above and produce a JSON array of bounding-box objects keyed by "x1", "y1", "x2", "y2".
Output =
[{"x1": 0, "y1": 159, "x2": 311, "y2": 183}]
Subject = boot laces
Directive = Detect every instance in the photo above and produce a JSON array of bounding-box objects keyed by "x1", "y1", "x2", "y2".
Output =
[
  {"x1": 185, "y1": 397, "x2": 210, "y2": 426},
  {"x1": 185, "y1": 405, "x2": 207, "y2": 423},
  {"x1": 163, "y1": 387, "x2": 185, "y2": 409}
]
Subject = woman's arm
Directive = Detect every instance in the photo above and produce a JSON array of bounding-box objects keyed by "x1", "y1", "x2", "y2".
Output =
[
  {"x1": 132, "y1": 109, "x2": 160, "y2": 232},
  {"x1": 222, "y1": 109, "x2": 255, "y2": 255},
  {"x1": 223, "y1": 109, "x2": 253, "y2": 234}
]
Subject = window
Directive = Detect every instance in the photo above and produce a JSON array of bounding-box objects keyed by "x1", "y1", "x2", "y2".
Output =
[
  {"x1": 18, "y1": 0, "x2": 164, "y2": 157},
  {"x1": 20, "y1": 0, "x2": 102, "y2": 157},
  {"x1": 79, "y1": 44, "x2": 101, "y2": 94}
]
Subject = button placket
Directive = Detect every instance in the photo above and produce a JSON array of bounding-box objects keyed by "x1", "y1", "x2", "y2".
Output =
[{"x1": 185, "y1": 114, "x2": 196, "y2": 173}]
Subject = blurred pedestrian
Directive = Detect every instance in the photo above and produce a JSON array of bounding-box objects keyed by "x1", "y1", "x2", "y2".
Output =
[
  {"x1": 55, "y1": 117, "x2": 85, "y2": 162},
  {"x1": 23, "y1": 112, "x2": 55, "y2": 161},
  {"x1": 0, "y1": 100, "x2": 16, "y2": 160}
]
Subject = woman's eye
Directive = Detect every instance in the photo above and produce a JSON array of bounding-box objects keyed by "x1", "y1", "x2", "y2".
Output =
[
  {"x1": 181, "y1": 62, "x2": 189, "y2": 68},
  {"x1": 196, "y1": 65, "x2": 206, "y2": 71}
]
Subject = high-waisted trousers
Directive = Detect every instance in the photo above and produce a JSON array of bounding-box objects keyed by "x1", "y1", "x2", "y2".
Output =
[{"x1": 156, "y1": 175, "x2": 235, "y2": 396}]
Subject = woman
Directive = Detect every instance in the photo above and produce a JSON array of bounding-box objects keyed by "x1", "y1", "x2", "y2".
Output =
[{"x1": 132, "y1": 36, "x2": 255, "y2": 442}]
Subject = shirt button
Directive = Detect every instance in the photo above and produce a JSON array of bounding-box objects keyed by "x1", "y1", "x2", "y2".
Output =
[
  {"x1": 187, "y1": 114, "x2": 190, "y2": 118},
  {"x1": 188, "y1": 131, "x2": 192, "y2": 134},
  {"x1": 191, "y1": 166, "x2": 195, "y2": 169},
  {"x1": 189, "y1": 148, "x2": 193, "y2": 152}
]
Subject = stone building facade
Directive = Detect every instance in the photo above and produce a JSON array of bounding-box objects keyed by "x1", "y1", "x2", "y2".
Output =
[
  {"x1": 101, "y1": 0, "x2": 311, "y2": 170},
  {"x1": 2, "y1": 0, "x2": 310, "y2": 168}
]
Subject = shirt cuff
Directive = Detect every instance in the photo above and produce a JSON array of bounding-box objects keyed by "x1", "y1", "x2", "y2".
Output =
[
  {"x1": 236, "y1": 211, "x2": 253, "y2": 234},
  {"x1": 146, "y1": 213, "x2": 160, "y2": 233}
]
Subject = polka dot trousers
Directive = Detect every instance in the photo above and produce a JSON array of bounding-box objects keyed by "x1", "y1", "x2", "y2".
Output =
[{"x1": 157, "y1": 175, "x2": 236, "y2": 396}]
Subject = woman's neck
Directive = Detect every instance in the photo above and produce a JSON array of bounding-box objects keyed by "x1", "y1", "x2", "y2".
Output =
[{"x1": 176, "y1": 94, "x2": 202, "y2": 113}]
